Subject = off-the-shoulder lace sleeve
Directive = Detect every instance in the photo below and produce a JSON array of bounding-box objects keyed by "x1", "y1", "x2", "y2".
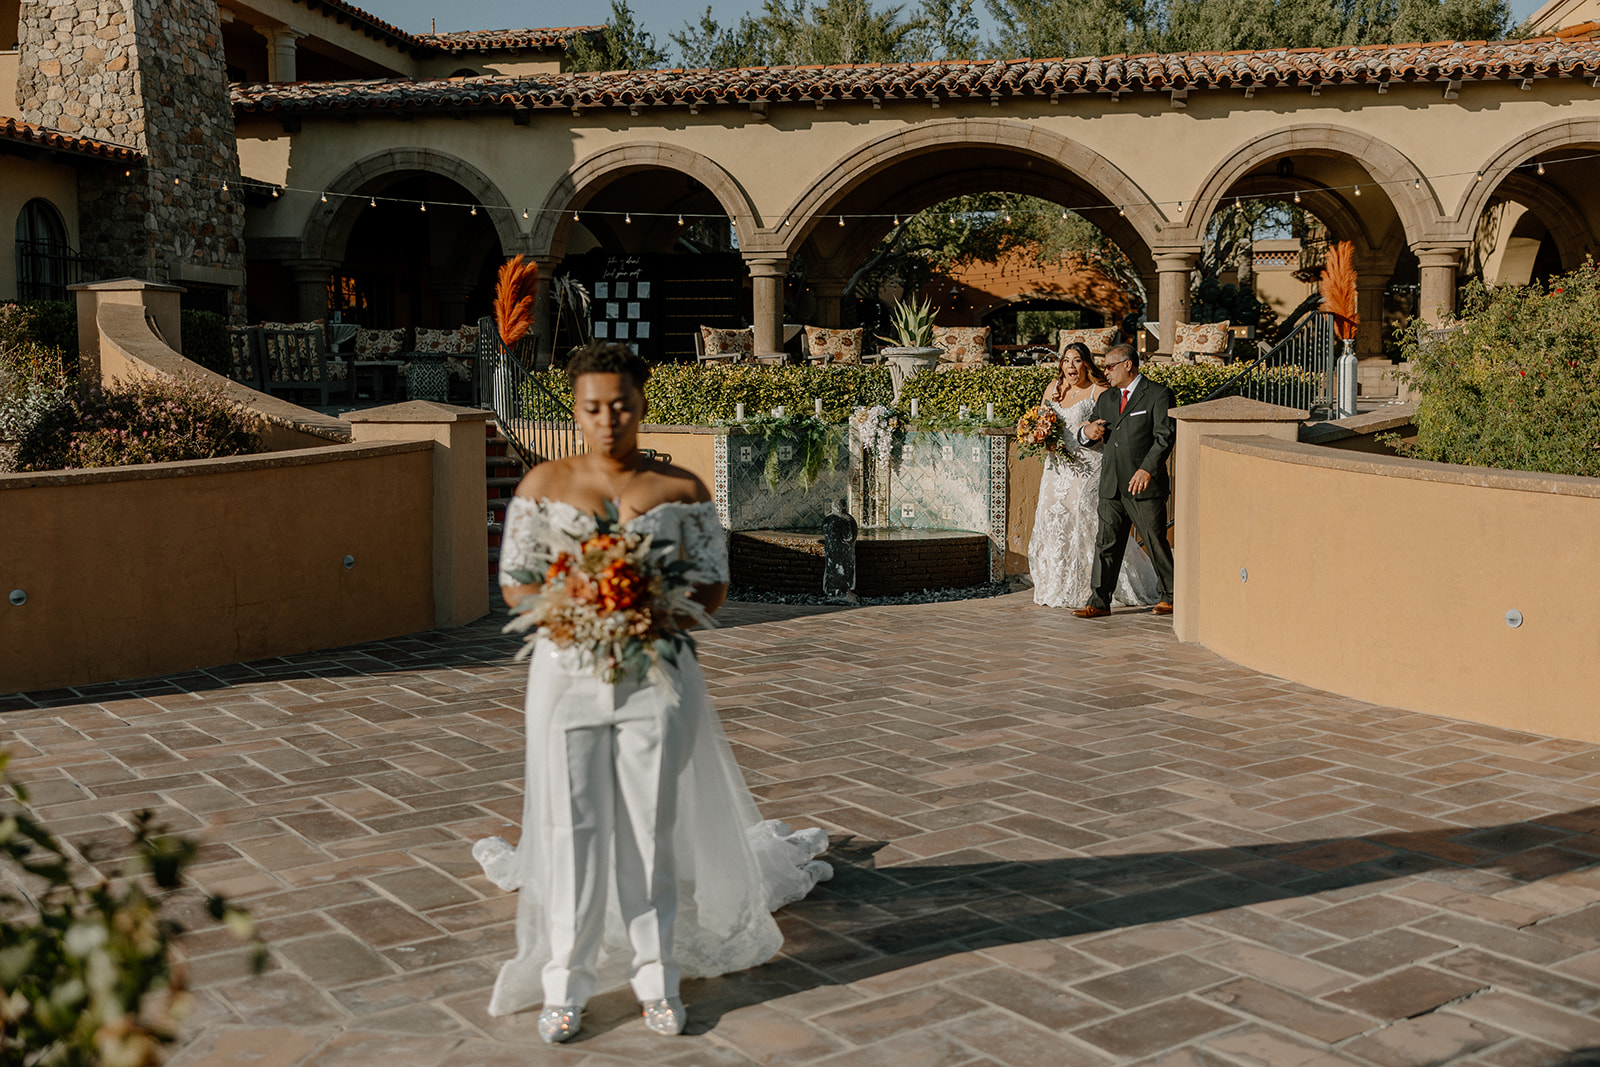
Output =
[
  {"x1": 498, "y1": 496, "x2": 544, "y2": 588},
  {"x1": 678, "y1": 501, "x2": 730, "y2": 585}
]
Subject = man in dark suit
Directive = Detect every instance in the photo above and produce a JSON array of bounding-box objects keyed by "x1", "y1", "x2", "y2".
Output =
[{"x1": 1071, "y1": 344, "x2": 1176, "y2": 618}]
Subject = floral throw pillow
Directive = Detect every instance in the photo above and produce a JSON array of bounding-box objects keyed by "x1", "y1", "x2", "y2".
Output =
[
  {"x1": 933, "y1": 326, "x2": 990, "y2": 365},
  {"x1": 700, "y1": 326, "x2": 754, "y2": 359},
  {"x1": 804, "y1": 326, "x2": 863, "y2": 365},
  {"x1": 1174, "y1": 320, "x2": 1232, "y2": 363},
  {"x1": 355, "y1": 327, "x2": 407, "y2": 358},
  {"x1": 1058, "y1": 327, "x2": 1119, "y2": 356},
  {"x1": 414, "y1": 325, "x2": 480, "y2": 354},
  {"x1": 260, "y1": 327, "x2": 323, "y2": 383}
]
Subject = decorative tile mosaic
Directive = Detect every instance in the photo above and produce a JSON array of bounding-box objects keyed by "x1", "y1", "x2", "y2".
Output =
[
  {"x1": 712, "y1": 434, "x2": 731, "y2": 531},
  {"x1": 883, "y1": 430, "x2": 990, "y2": 533},
  {"x1": 716, "y1": 431, "x2": 850, "y2": 531}
]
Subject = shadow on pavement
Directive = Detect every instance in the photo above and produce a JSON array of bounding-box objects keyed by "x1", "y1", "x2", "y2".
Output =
[{"x1": 683, "y1": 806, "x2": 1600, "y2": 1028}]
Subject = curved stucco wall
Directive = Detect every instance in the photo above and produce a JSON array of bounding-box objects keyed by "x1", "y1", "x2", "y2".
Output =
[
  {"x1": 0, "y1": 441, "x2": 436, "y2": 693},
  {"x1": 1190, "y1": 436, "x2": 1600, "y2": 741}
]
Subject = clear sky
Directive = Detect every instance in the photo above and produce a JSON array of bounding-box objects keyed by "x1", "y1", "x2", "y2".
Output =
[{"x1": 359, "y1": 0, "x2": 1547, "y2": 57}]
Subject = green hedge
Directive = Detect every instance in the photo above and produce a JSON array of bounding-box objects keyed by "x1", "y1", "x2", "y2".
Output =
[
  {"x1": 1401, "y1": 263, "x2": 1600, "y2": 477},
  {"x1": 533, "y1": 361, "x2": 1238, "y2": 427},
  {"x1": 0, "y1": 301, "x2": 77, "y2": 360},
  {"x1": 180, "y1": 310, "x2": 230, "y2": 376}
]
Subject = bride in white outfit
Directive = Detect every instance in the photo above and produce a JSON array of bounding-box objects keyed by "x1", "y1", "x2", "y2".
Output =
[
  {"x1": 1027, "y1": 343, "x2": 1162, "y2": 609},
  {"x1": 477, "y1": 343, "x2": 832, "y2": 1043}
]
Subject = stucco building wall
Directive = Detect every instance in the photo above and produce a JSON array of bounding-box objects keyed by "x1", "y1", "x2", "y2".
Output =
[{"x1": 0, "y1": 153, "x2": 80, "y2": 300}]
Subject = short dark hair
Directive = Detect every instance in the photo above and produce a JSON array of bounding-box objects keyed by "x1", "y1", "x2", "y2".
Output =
[
  {"x1": 565, "y1": 342, "x2": 651, "y2": 392},
  {"x1": 1105, "y1": 342, "x2": 1138, "y2": 370}
]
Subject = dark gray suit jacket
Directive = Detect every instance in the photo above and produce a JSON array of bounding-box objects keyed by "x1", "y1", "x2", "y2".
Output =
[{"x1": 1089, "y1": 376, "x2": 1176, "y2": 502}]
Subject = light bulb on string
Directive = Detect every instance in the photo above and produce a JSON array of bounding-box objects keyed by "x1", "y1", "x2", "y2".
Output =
[
  {"x1": 1476, "y1": 172, "x2": 1484, "y2": 183},
  {"x1": 1414, "y1": 178, "x2": 1421, "y2": 189},
  {"x1": 1354, "y1": 184, "x2": 1361, "y2": 196},
  {"x1": 837, "y1": 215, "x2": 845, "y2": 227},
  {"x1": 173, "y1": 176, "x2": 180, "y2": 185},
  {"x1": 1293, "y1": 190, "x2": 1301, "y2": 204},
  {"x1": 1538, "y1": 160, "x2": 1546, "y2": 175},
  {"x1": 369, "y1": 196, "x2": 376, "y2": 207},
  {"x1": 320, "y1": 191, "x2": 328, "y2": 203},
  {"x1": 272, "y1": 187, "x2": 279, "y2": 198},
  {"x1": 221, "y1": 181, "x2": 228, "y2": 193},
  {"x1": 892, "y1": 214, "x2": 900, "y2": 226},
  {"x1": 470, "y1": 204, "x2": 477, "y2": 216},
  {"x1": 523, "y1": 208, "x2": 530, "y2": 219},
  {"x1": 1118, "y1": 206, "x2": 1125, "y2": 216},
  {"x1": 677, "y1": 213, "x2": 684, "y2": 225},
  {"x1": 420, "y1": 202, "x2": 427, "y2": 212},
  {"x1": 1176, "y1": 201, "x2": 1184, "y2": 214},
  {"x1": 625, "y1": 212, "x2": 632, "y2": 224},
  {"x1": 573, "y1": 210, "x2": 580, "y2": 221}
]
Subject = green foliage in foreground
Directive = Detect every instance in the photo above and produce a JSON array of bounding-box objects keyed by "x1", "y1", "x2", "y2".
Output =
[
  {"x1": 178, "y1": 311, "x2": 230, "y2": 378},
  {"x1": 535, "y1": 361, "x2": 1238, "y2": 429},
  {"x1": 0, "y1": 751, "x2": 264, "y2": 1066},
  {"x1": 1400, "y1": 262, "x2": 1600, "y2": 478},
  {"x1": 13, "y1": 373, "x2": 262, "y2": 472},
  {"x1": 0, "y1": 301, "x2": 77, "y2": 362}
]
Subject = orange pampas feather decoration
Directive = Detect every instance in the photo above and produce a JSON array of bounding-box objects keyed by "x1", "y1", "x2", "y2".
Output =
[
  {"x1": 1319, "y1": 240, "x2": 1359, "y2": 341},
  {"x1": 494, "y1": 255, "x2": 540, "y2": 349}
]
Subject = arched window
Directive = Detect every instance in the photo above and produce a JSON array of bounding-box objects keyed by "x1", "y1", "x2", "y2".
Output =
[{"x1": 15, "y1": 198, "x2": 79, "y2": 302}]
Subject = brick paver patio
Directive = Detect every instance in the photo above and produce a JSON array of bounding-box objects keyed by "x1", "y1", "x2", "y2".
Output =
[{"x1": 6, "y1": 593, "x2": 1600, "y2": 1066}]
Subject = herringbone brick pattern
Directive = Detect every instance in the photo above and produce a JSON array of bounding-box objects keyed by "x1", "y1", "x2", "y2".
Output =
[{"x1": 5, "y1": 594, "x2": 1600, "y2": 1066}]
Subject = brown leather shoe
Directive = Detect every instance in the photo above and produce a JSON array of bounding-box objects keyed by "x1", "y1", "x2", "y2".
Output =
[
  {"x1": 1072, "y1": 605, "x2": 1111, "y2": 619},
  {"x1": 1151, "y1": 601, "x2": 1174, "y2": 616}
]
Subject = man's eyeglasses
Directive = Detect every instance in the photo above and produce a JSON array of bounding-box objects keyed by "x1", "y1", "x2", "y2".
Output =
[{"x1": 1102, "y1": 358, "x2": 1131, "y2": 368}]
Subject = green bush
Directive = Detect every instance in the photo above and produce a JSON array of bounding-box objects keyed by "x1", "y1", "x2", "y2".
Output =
[
  {"x1": 536, "y1": 364, "x2": 894, "y2": 424},
  {"x1": 0, "y1": 751, "x2": 264, "y2": 1066},
  {"x1": 0, "y1": 300, "x2": 78, "y2": 360},
  {"x1": 1, "y1": 343, "x2": 74, "y2": 471},
  {"x1": 15, "y1": 373, "x2": 262, "y2": 472},
  {"x1": 1399, "y1": 262, "x2": 1600, "y2": 477},
  {"x1": 533, "y1": 361, "x2": 1238, "y2": 428},
  {"x1": 179, "y1": 310, "x2": 230, "y2": 376}
]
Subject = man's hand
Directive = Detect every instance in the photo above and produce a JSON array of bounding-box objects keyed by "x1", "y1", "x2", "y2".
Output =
[
  {"x1": 1082, "y1": 419, "x2": 1107, "y2": 442},
  {"x1": 1128, "y1": 469, "x2": 1151, "y2": 495}
]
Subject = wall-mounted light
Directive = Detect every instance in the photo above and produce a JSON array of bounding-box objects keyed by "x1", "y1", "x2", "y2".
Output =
[{"x1": 8, "y1": 589, "x2": 25, "y2": 606}]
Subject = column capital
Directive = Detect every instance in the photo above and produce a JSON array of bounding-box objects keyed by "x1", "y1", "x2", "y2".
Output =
[
  {"x1": 287, "y1": 258, "x2": 337, "y2": 282},
  {"x1": 742, "y1": 254, "x2": 790, "y2": 279},
  {"x1": 1414, "y1": 245, "x2": 1466, "y2": 270},
  {"x1": 256, "y1": 23, "x2": 309, "y2": 44},
  {"x1": 1153, "y1": 250, "x2": 1201, "y2": 271}
]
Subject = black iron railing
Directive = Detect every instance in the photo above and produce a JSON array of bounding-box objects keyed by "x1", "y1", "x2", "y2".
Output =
[
  {"x1": 1200, "y1": 311, "x2": 1339, "y2": 418},
  {"x1": 477, "y1": 316, "x2": 583, "y2": 466},
  {"x1": 16, "y1": 240, "x2": 92, "y2": 302}
]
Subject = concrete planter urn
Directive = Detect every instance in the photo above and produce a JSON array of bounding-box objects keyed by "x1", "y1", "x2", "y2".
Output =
[{"x1": 882, "y1": 346, "x2": 942, "y2": 400}]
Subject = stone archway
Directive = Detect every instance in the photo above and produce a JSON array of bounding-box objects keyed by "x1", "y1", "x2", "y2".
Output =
[
  {"x1": 529, "y1": 141, "x2": 759, "y2": 260},
  {"x1": 769, "y1": 118, "x2": 1167, "y2": 258},
  {"x1": 1179, "y1": 125, "x2": 1436, "y2": 250},
  {"x1": 300, "y1": 147, "x2": 524, "y2": 266}
]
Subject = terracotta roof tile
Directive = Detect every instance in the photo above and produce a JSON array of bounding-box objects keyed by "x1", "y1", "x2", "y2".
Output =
[
  {"x1": 289, "y1": 0, "x2": 423, "y2": 51},
  {"x1": 0, "y1": 117, "x2": 143, "y2": 163},
  {"x1": 413, "y1": 26, "x2": 605, "y2": 53},
  {"x1": 230, "y1": 35, "x2": 1600, "y2": 117}
]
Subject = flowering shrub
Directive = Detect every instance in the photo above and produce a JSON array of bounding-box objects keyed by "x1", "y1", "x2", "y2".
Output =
[
  {"x1": 1399, "y1": 262, "x2": 1600, "y2": 477},
  {"x1": 0, "y1": 342, "x2": 73, "y2": 471},
  {"x1": 13, "y1": 373, "x2": 262, "y2": 472}
]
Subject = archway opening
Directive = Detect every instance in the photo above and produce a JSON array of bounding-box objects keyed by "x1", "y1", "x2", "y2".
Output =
[{"x1": 553, "y1": 168, "x2": 741, "y2": 362}]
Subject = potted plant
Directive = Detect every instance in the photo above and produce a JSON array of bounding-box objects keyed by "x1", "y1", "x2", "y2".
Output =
[{"x1": 876, "y1": 294, "x2": 942, "y2": 398}]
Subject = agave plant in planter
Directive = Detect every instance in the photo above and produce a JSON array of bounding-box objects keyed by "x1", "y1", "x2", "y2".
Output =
[{"x1": 876, "y1": 294, "x2": 942, "y2": 399}]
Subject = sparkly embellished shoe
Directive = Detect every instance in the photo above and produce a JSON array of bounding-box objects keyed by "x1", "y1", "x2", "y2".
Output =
[
  {"x1": 641, "y1": 997, "x2": 687, "y2": 1036},
  {"x1": 537, "y1": 1005, "x2": 581, "y2": 1043}
]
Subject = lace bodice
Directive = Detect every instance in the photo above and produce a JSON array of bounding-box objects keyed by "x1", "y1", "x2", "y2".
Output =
[
  {"x1": 1045, "y1": 395, "x2": 1102, "y2": 469},
  {"x1": 498, "y1": 496, "x2": 730, "y2": 588}
]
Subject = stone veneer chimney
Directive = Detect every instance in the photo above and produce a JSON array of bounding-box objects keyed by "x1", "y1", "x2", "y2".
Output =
[{"x1": 15, "y1": 0, "x2": 247, "y2": 317}]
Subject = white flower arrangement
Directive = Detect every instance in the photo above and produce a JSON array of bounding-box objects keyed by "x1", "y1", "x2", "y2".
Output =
[{"x1": 849, "y1": 404, "x2": 899, "y2": 456}]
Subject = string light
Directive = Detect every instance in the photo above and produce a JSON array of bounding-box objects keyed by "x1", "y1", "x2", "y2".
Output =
[
  {"x1": 1353, "y1": 184, "x2": 1361, "y2": 196},
  {"x1": 1118, "y1": 206, "x2": 1125, "y2": 216},
  {"x1": 838, "y1": 215, "x2": 845, "y2": 226},
  {"x1": 221, "y1": 181, "x2": 228, "y2": 193},
  {"x1": 677, "y1": 213, "x2": 684, "y2": 224},
  {"x1": 573, "y1": 210, "x2": 580, "y2": 221},
  {"x1": 420, "y1": 202, "x2": 426, "y2": 212},
  {"x1": 1476, "y1": 172, "x2": 1484, "y2": 182},
  {"x1": 370, "y1": 196, "x2": 376, "y2": 207},
  {"x1": 1538, "y1": 160, "x2": 1546, "y2": 175},
  {"x1": 1176, "y1": 201, "x2": 1184, "y2": 214},
  {"x1": 624, "y1": 212, "x2": 632, "y2": 223},
  {"x1": 470, "y1": 204, "x2": 477, "y2": 215},
  {"x1": 320, "y1": 191, "x2": 327, "y2": 202},
  {"x1": 1293, "y1": 190, "x2": 1301, "y2": 203},
  {"x1": 1414, "y1": 178, "x2": 1422, "y2": 189},
  {"x1": 523, "y1": 208, "x2": 530, "y2": 219},
  {"x1": 271, "y1": 187, "x2": 279, "y2": 198}
]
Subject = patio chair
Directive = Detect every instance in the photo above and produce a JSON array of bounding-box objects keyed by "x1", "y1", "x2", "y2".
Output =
[
  {"x1": 260, "y1": 325, "x2": 352, "y2": 406},
  {"x1": 802, "y1": 326, "x2": 865, "y2": 365},
  {"x1": 932, "y1": 325, "x2": 991, "y2": 372},
  {"x1": 413, "y1": 324, "x2": 481, "y2": 401},
  {"x1": 224, "y1": 326, "x2": 264, "y2": 390},
  {"x1": 696, "y1": 325, "x2": 754, "y2": 364},
  {"x1": 1172, "y1": 320, "x2": 1233, "y2": 365},
  {"x1": 1057, "y1": 326, "x2": 1120, "y2": 358}
]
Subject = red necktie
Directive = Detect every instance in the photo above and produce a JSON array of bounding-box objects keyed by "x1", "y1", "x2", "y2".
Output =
[{"x1": 1120, "y1": 389, "x2": 1130, "y2": 413}]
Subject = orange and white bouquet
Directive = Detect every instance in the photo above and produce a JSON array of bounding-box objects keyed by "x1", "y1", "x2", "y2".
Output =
[
  {"x1": 1014, "y1": 404, "x2": 1063, "y2": 460},
  {"x1": 502, "y1": 503, "x2": 714, "y2": 682}
]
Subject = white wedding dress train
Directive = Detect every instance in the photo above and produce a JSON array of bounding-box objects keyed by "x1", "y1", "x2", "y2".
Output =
[
  {"x1": 479, "y1": 497, "x2": 832, "y2": 1017},
  {"x1": 1028, "y1": 395, "x2": 1163, "y2": 609}
]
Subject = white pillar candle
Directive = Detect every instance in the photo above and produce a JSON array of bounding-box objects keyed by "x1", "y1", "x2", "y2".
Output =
[
  {"x1": 735, "y1": 402, "x2": 745, "y2": 421},
  {"x1": 986, "y1": 402, "x2": 995, "y2": 421},
  {"x1": 958, "y1": 405, "x2": 970, "y2": 419},
  {"x1": 909, "y1": 398, "x2": 919, "y2": 417},
  {"x1": 815, "y1": 397, "x2": 824, "y2": 416},
  {"x1": 774, "y1": 405, "x2": 785, "y2": 417}
]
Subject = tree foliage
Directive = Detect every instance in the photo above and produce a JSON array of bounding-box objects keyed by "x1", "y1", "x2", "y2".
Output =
[
  {"x1": 984, "y1": 0, "x2": 1512, "y2": 57},
  {"x1": 568, "y1": 1, "x2": 669, "y2": 72},
  {"x1": 671, "y1": 0, "x2": 982, "y2": 70}
]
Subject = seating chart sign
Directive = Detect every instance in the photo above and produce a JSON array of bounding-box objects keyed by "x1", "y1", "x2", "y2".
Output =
[{"x1": 591, "y1": 256, "x2": 659, "y2": 359}]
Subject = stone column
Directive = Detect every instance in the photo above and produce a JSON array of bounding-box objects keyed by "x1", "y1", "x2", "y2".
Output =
[
  {"x1": 1154, "y1": 252, "x2": 1199, "y2": 355},
  {"x1": 531, "y1": 257, "x2": 559, "y2": 366},
  {"x1": 1353, "y1": 271, "x2": 1394, "y2": 397},
  {"x1": 433, "y1": 282, "x2": 473, "y2": 327},
  {"x1": 257, "y1": 25, "x2": 307, "y2": 83},
  {"x1": 289, "y1": 259, "x2": 336, "y2": 322},
  {"x1": 809, "y1": 277, "x2": 848, "y2": 328},
  {"x1": 1416, "y1": 246, "x2": 1464, "y2": 326},
  {"x1": 745, "y1": 255, "x2": 789, "y2": 358}
]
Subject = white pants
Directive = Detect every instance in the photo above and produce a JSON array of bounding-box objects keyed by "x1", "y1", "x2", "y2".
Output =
[{"x1": 540, "y1": 667, "x2": 686, "y2": 1006}]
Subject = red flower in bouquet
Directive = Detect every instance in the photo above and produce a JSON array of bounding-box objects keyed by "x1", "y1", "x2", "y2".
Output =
[{"x1": 1014, "y1": 405, "x2": 1063, "y2": 460}]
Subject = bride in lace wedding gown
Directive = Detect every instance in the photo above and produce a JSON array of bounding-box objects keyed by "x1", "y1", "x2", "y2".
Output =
[
  {"x1": 476, "y1": 344, "x2": 831, "y2": 1042},
  {"x1": 1028, "y1": 345, "x2": 1162, "y2": 609}
]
